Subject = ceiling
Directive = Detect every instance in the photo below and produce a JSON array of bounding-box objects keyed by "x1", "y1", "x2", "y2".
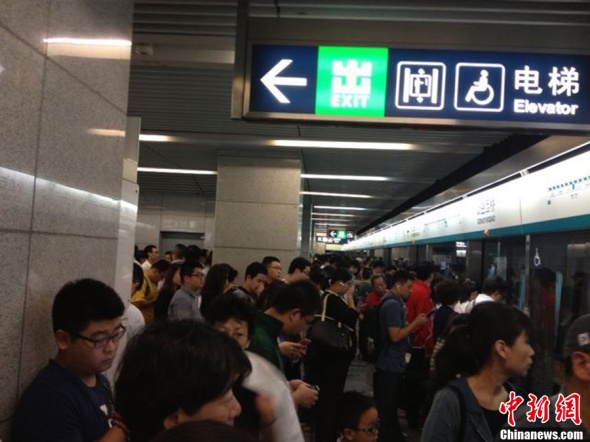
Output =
[{"x1": 129, "y1": 0, "x2": 590, "y2": 235}]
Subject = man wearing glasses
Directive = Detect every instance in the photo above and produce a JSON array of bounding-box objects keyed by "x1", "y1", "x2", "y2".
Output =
[
  {"x1": 283, "y1": 257, "x2": 312, "y2": 284},
  {"x1": 168, "y1": 261, "x2": 205, "y2": 321},
  {"x1": 12, "y1": 279, "x2": 128, "y2": 442}
]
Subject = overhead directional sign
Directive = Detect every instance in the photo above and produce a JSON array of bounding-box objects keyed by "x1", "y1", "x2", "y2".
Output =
[{"x1": 245, "y1": 44, "x2": 590, "y2": 131}]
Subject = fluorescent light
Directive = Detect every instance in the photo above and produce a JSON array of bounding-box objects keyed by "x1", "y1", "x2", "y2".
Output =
[
  {"x1": 88, "y1": 129, "x2": 125, "y2": 137},
  {"x1": 312, "y1": 213, "x2": 358, "y2": 217},
  {"x1": 302, "y1": 174, "x2": 390, "y2": 181},
  {"x1": 312, "y1": 218, "x2": 352, "y2": 222},
  {"x1": 139, "y1": 134, "x2": 174, "y2": 142},
  {"x1": 301, "y1": 191, "x2": 374, "y2": 199},
  {"x1": 138, "y1": 168, "x2": 217, "y2": 175},
  {"x1": 273, "y1": 140, "x2": 412, "y2": 150},
  {"x1": 44, "y1": 38, "x2": 132, "y2": 46},
  {"x1": 314, "y1": 206, "x2": 374, "y2": 211},
  {"x1": 315, "y1": 223, "x2": 348, "y2": 227}
]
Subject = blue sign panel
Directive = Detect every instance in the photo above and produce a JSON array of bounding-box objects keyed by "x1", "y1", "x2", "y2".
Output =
[
  {"x1": 384, "y1": 49, "x2": 590, "y2": 125},
  {"x1": 246, "y1": 44, "x2": 590, "y2": 130},
  {"x1": 249, "y1": 45, "x2": 317, "y2": 114}
]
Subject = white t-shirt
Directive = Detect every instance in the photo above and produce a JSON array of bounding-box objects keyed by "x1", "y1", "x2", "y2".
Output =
[{"x1": 243, "y1": 352, "x2": 304, "y2": 442}]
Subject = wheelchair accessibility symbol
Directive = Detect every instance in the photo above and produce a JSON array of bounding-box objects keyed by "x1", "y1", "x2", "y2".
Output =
[
  {"x1": 465, "y1": 70, "x2": 494, "y2": 105},
  {"x1": 454, "y1": 63, "x2": 505, "y2": 112}
]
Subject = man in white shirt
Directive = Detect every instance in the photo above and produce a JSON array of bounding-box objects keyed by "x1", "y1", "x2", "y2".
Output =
[{"x1": 141, "y1": 245, "x2": 159, "y2": 271}]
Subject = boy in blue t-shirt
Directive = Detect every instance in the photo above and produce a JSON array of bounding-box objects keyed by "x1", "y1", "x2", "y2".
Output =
[{"x1": 12, "y1": 279, "x2": 127, "y2": 442}]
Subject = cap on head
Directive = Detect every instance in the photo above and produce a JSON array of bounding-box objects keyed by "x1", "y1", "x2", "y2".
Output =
[{"x1": 563, "y1": 313, "x2": 590, "y2": 359}]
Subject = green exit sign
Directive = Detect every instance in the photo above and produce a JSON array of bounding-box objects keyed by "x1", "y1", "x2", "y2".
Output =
[{"x1": 315, "y1": 46, "x2": 389, "y2": 117}]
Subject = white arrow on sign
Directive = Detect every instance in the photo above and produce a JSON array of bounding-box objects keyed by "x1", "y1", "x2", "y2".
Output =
[
  {"x1": 329, "y1": 230, "x2": 337, "y2": 238},
  {"x1": 260, "y1": 59, "x2": 307, "y2": 104}
]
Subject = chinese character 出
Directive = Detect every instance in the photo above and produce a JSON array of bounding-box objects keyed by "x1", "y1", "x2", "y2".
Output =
[
  {"x1": 526, "y1": 394, "x2": 550, "y2": 424},
  {"x1": 332, "y1": 60, "x2": 372, "y2": 95},
  {"x1": 555, "y1": 393, "x2": 581, "y2": 425},
  {"x1": 500, "y1": 391, "x2": 525, "y2": 427},
  {"x1": 515, "y1": 65, "x2": 542, "y2": 94},
  {"x1": 548, "y1": 67, "x2": 579, "y2": 96}
]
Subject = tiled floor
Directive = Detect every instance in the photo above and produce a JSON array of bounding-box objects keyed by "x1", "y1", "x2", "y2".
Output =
[{"x1": 303, "y1": 359, "x2": 422, "y2": 441}]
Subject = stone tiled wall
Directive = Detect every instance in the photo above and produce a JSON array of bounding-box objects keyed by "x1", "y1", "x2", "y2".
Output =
[{"x1": 0, "y1": 1, "x2": 133, "y2": 439}]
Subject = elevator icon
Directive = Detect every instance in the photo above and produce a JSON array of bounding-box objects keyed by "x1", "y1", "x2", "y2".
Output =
[{"x1": 395, "y1": 62, "x2": 446, "y2": 110}]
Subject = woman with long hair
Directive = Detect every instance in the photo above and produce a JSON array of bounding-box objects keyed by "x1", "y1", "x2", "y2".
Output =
[
  {"x1": 422, "y1": 302, "x2": 535, "y2": 441},
  {"x1": 154, "y1": 261, "x2": 182, "y2": 321},
  {"x1": 200, "y1": 263, "x2": 236, "y2": 315}
]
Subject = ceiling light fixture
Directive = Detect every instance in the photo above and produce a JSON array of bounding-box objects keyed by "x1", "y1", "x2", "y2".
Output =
[
  {"x1": 301, "y1": 191, "x2": 374, "y2": 199},
  {"x1": 137, "y1": 167, "x2": 217, "y2": 175},
  {"x1": 139, "y1": 134, "x2": 174, "y2": 142},
  {"x1": 312, "y1": 218, "x2": 352, "y2": 222},
  {"x1": 273, "y1": 140, "x2": 412, "y2": 150},
  {"x1": 314, "y1": 205, "x2": 375, "y2": 211},
  {"x1": 302, "y1": 174, "x2": 390, "y2": 181},
  {"x1": 311, "y1": 213, "x2": 358, "y2": 217},
  {"x1": 43, "y1": 38, "x2": 132, "y2": 46}
]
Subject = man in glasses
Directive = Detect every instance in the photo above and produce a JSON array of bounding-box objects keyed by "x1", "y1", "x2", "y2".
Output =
[
  {"x1": 283, "y1": 257, "x2": 312, "y2": 284},
  {"x1": 168, "y1": 261, "x2": 205, "y2": 321},
  {"x1": 12, "y1": 278, "x2": 127, "y2": 442}
]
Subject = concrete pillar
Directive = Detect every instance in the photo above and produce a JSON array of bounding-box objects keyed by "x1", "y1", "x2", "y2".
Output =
[
  {"x1": 214, "y1": 151, "x2": 302, "y2": 277},
  {"x1": 300, "y1": 197, "x2": 312, "y2": 260},
  {"x1": 0, "y1": 1, "x2": 134, "y2": 438}
]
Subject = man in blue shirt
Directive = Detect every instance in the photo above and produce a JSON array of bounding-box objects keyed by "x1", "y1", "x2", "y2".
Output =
[
  {"x1": 374, "y1": 271, "x2": 427, "y2": 442},
  {"x1": 12, "y1": 279, "x2": 127, "y2": 442}
]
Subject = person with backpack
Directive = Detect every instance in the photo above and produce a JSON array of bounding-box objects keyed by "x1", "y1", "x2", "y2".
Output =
[
  {"x1": 422, "y1": 302, "x2": 535, "y2": 442},
  {"x1": 359, "y1": 275, "x2": 388, "y2": 361},
  {"x1": 374, "y1": 271, "x2": 427, "y2": 442}
]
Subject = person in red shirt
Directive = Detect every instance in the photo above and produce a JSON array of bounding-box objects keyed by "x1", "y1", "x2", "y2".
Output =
[
  {"x1": 404, "y1": 261, "x2": 435, "y2": 429},
  {"x1": 359, "y1": 275, "x2": 388, "y2": 315}
]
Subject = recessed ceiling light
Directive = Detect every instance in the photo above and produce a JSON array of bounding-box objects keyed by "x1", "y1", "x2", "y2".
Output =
[
  {"x1": 273, "y1": 140, "x2": 412, "y2": 150},
  {"x1": 139, "y1": 134, "x2": 174, "y2": 142},
  {"x1": 302, "y1": 174, "x2": 390, "y2": 181},
  {"x1": 311, "y1": 213, "x2": 358, "y2": 217},
  {"x1": 137, "y1": 167, "x2": 217, "y2": 175},
  {"x1": 43, "y1": 38, "x2": 132, "y2": 46},
  {"x1": 314, "y1": 206, "x2": 375, "y2": 211},
  {"x1": 301, "y1": 191, "x2": 374, "y2": 199}
]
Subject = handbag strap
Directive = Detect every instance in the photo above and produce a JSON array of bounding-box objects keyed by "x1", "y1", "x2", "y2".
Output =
[{"x1": 321, "y1": 291, "x2": 330, "y2": 321}]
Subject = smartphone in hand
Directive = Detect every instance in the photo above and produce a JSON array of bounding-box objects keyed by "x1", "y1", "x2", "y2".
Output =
[{"x1": 299, "y1": 339, "x2": 311, "y2": 347}]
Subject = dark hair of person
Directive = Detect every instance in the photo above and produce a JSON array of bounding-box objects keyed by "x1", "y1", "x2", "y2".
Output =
[
  {"x1": 200, "y1": 264, "x2": 231, "y2": 315},
  {"x1": 436, "y1": 280, "x2": 463, "y2": 306},
  {"x1": 174, "y1": 244, "x2": 186, "y2": 260},
  {"x1": 222, "y1": 263, "x2": 238, "y2": 283},
  {"x1": 482, "y1": 276, "x2": 508, "y2": 297},
  {"x1": 329, "y1": 267, "x2": 353, "y2": 285},
  {"x1": 269, "y1": 280, "x2": 321, "y2": 316},
  {"x1": 154, "y1": 262, "x2": 183, "y2": 321},
  {"x1": 370, "y1": 274, "x2": 385, "y2": 287},
  {"x1": 256, "y1": 280, "x2": 286, "y2": 311},
  {"x1": 435, "y1": 302, "x2": 533, "y2": 386},
  {"x1": 349, "y1": 260, "x2": 361, "y2": 271},
  {"x1": 262, "y1": 256, "x2": 280, "y2": 267},
  {"x1": 336, "y1": 392, "x2": 377, "y2": 434},
  {"x1": 151, "y1": 420, "x2": 256, "y2": 442},
  {"x1": 135, "y1": 250, "x2": 147, "y2": 263},
  {"x1": 204, "y1": 293, "x2": 257, "y2": 339},
  {"x1": 151, "y1": 259, "x2": 172, "y2": 274},
  {"x1": 371, "y1": 260, "x2": 385, "y2": 270},
  {"x1": 362, "y1": 268, "x2": 372, "y2": 280},
  {"x1": 144, "y1": 245, "x2": 157, "y2": 255},
  {"x1": 184, "y1": 245, "x2": 201, "y2": 263},
  {"x1": 463, "y1": 280, "x2": 478, "y2": 302},
  {"x1": 115, "y1": 321, "x2": 251, "y2": 442},
  {"x1": 133, "y1": 263, "x2": 145, "y2": 287},
  {"x1": 309, "y1": 265, "x2": 329, "y2": 290},
  {"x1": 532, "y1": 267, "x2": 556, "y2": 289},
  {"x1": 52, "y1": 279, "x2": 124, "y2": 334},
  {"x1": 414, "y1": 261, "x2": 435, "y2": 281},
  {"x1": 288, "y1": 257, "x2": 312, "y2": 274},
  {"x1": 391, "y1": 270, "x2": 415, "y2": 286},
  {"x1": 179, "y1": 261, "x2": 203, "y2": 284},
  {"x1": 244, "y1": 262, "x2": 267, "y2": 280}
]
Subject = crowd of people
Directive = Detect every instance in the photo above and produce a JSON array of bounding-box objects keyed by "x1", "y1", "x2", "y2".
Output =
[{"x1": 10, "y1": 244, "x2": 589, "y2": 442}]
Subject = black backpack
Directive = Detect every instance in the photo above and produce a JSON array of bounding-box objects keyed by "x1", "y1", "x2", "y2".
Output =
[{"x1": 359, "y1": 294, "x2": 396, "y2": 363}]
